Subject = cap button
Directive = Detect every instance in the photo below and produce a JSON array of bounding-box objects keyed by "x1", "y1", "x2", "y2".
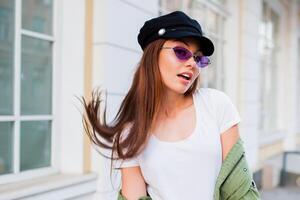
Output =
[{"x1": 158, "y1": 28, "x2": 166, "y2": 36}]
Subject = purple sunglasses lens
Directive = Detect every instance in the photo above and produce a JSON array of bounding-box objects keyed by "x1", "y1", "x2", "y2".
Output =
[
  {"x1": 197, "y1": 56, "x2": 210, "y2": 68},
  {"x1": 173, "y1": 47, "x2": 192, "y2": 60}
]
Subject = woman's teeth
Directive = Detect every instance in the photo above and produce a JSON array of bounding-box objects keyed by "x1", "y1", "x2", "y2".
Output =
[{"x1": 177, "y1": 74, "x2": 191, "y2": 80}]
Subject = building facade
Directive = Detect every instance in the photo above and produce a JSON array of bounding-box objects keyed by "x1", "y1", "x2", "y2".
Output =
[{"x1": 0, "y1": 0, "x2": 299, "y2": 199}]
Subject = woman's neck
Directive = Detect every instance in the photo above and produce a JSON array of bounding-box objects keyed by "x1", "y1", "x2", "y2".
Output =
[{"x1": 160, "y1": 91, "x2": 193, "y2": 119}]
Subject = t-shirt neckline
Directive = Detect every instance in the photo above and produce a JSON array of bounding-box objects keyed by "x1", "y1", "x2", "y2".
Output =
[{"x1": 150, "y1": 91, "x2": 199, "y2": 144}]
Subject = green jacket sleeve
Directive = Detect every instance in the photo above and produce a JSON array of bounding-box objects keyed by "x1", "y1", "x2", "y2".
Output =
[
  {"x1": 214, "y1": 139, "x2": 261, "y2": 200},
  {"x1": 239, "y1": 181, "x2": 261, "y2": 200}
]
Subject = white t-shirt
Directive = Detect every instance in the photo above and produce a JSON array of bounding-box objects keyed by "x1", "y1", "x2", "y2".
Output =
[{"x1": 114, "y1": 88, "x2": 242, "y2": 200}]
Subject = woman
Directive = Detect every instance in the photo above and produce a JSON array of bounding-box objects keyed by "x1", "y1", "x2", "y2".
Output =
[{"x1": 82, "y1": 11, "x2": 260, "y2": 200}]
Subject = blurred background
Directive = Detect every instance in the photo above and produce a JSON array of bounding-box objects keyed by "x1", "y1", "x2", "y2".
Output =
[{"x1": 0, "y1": 0, "x2": 299, "y2": 199}]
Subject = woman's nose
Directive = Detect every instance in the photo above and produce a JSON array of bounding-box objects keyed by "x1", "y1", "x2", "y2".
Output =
[{"x1": 185, "y1": 56, "x2": 198, "y2": 68}]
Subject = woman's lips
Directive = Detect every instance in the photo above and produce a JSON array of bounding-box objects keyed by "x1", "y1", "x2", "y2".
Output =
[
  {"x1": 177, "y1": 75, "x2": 190, "y2": 85},
  {"x1": 178, "y1": 71, "x2": 193, "y2": 79}
]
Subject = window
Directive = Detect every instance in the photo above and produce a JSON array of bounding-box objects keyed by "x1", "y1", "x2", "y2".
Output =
[
  {"x1": 0, "y1": 0, "x2": 54, "y2": 181},
  {"x1": 258, "y1": 1, "x2": 280, "y2": 134},
  {"x1": 0, "y1": 0, "x2": 15, "y2": 176},
  {"x1": 159, "y1": 0, "x2": 227, "y2": 90}
]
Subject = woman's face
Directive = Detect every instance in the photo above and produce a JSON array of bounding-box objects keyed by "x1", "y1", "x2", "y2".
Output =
[{"x1": 158, "y1": 38, "x2": 201, "y2": 95}]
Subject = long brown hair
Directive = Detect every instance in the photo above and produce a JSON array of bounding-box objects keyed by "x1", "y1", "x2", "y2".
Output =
[{"x1": 81, "y1": 39, "x2": 199, "y2": 167}]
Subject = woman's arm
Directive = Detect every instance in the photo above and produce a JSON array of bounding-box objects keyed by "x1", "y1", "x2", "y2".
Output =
[
  {"x1": 220, "y1": 124, "x2": 240, "y2": 161},
  {"x1": 121, "y1": 166, "x2": 147, "y2": 200}
]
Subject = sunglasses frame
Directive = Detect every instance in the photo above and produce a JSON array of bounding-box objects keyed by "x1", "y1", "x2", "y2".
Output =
[{"x1": 161, "y1": 46, "x2": 211, "y2": 68}]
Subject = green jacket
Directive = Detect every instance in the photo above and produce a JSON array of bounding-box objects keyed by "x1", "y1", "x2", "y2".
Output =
[
  {"x1": 118, "y1": 139, "x2": 261, "y2": 200},
  {"x1": 213, "y1": 139, "x2": 261, "y2": 200}
]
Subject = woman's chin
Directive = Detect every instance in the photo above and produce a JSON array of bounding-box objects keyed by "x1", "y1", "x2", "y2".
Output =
[{"x1": 165, "y1": 85, "x2": 192, "y2": 95}]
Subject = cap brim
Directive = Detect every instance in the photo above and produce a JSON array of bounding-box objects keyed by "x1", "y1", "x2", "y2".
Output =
[{"x1": 161, "y1": 31, "x2": 214, "y2": 56}]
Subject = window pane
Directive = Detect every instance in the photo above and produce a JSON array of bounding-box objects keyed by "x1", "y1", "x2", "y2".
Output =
[
  {"x1": 20, "y1": 121, "x2": 51, "y2": 171},
  {"x1": 0, "y1": 1, "x2": 14, "y2": 115},
  {"x1": 189, "y1": 1, "x2": 206, "y2": 24},
  {"x1": 207, "y1": 9, "x2": 218, "y2": 34},
  {"x1": 0, "y1": 122, "x2": 13, "y2": 175},
  {"x1": 259, "y1": 4, "x2": 279, "y2": 133},
  {"x1": 22, "y1": 0, "x2": 53, "y2": 35},
  {"x1": 21, "y1": 36, "x2": 52, "y2": 115},
  {"x1": 210, "y1": 0, "x2": 225, "y2": 4},
  {"x1": 160, "y1": 0, "x2": 182, "y2": 12}
]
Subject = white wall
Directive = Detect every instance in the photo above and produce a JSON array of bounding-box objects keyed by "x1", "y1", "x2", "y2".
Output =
[
  {"x1": 57, "y1": 0, "x2": 86, "y2": 173},
  {"x1": 283, "y1": 0, "x2": 299, "y2": 151},
  {"x1": 92, "y1": 0, "x2": 159, "y2": 197}
]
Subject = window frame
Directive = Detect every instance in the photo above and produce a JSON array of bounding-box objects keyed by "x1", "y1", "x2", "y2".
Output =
[
  {"x1": 258, "y1": 0, "x2": 283, "y2": 137},
  {"x1": 0, "y1": 0, "x2": 59, "y2": 184}
]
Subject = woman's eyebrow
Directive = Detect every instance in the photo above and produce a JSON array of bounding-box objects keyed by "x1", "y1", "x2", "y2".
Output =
[
  {"x1": 173, "y1": 39, "x2": 201, "y2": 53},
  {"x1": 173, "y1": 39, "x2": 189, "y2": 46}
]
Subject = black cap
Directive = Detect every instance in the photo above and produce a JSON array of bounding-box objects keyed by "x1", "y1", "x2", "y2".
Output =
[{"x1": 137, "y1": 11, "x2": 214, "y2": 56}]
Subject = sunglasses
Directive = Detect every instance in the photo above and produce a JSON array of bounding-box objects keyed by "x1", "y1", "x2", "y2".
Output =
[{"x1": 161, "y1": 46, "x2": 211, "y2": 68}]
